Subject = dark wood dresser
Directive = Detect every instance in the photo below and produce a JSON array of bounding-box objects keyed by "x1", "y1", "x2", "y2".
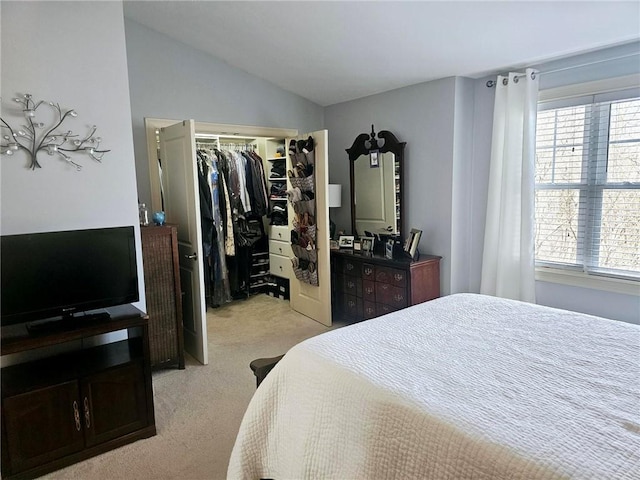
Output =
[
  {"x1": 331, "y1": 250, "x2": 441, "y2": 322},
  {"x1": 141, "y1": 225, "x2": 185, "y2": 370}
]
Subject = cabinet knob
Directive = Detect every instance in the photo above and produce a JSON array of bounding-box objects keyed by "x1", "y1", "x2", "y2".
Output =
[
  {"x1": 279, "y1": 247, "x2": 283, "y2": 253},
  {"x1": 346, "y1": 263, "x2": 354, "y2": 271},
  {"x1": 394, "y1": 293, "x2": 404, "y2": 302},
  {"x1": 394, "y1": 273, "x2": 404, "y2": 281},
  {"x1": 364, "y1": 267, "x2": 373, "y2": 275},
  {"x1": 348, "y1": 300, "x2": 355, "y2": 308},
  {"x1": 381, "y1": 284, "x2": 389, "y2": 290},
  {"x1": 73, "y1": 401, "x2": 81, "y2": 431},
  {"x1": 185, "y1": 252, "x2": 198, "y2": 260},
  {"x1": 347, "y1": 281, "x2": 355, "y2": 289}
]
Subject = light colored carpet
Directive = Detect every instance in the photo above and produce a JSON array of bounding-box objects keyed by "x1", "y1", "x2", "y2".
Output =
[{"x1": 42, "y1": 294, "x2": 331, "y2": 480}]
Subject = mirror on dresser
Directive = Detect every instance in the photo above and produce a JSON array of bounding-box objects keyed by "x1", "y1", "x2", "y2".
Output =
[{"x1": 346, "y1": 125, "x2": 405, "y2": 241}]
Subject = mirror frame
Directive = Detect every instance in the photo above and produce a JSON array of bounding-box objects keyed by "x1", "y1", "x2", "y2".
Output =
[{"x1": 346, "y1": 127, "x2": 406, "y2": 240}]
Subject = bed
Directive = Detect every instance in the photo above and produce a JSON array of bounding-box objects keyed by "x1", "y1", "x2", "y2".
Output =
[{"x1": 228, "y1": 293, "x2": 640, "y2": 479}]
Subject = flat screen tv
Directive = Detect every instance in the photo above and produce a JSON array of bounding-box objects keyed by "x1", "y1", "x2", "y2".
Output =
[{"x1": 1, "y1": 226, "x2": 139, "y2": 329}]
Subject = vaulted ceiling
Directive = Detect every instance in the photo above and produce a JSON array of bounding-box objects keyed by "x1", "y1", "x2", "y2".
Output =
[{"x1": 123, "y1": 1, "x2": 640, "y2": 106}]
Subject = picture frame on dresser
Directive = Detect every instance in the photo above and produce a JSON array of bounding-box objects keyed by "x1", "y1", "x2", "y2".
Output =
[
  {"x1": 338, "y1": 235, "x2": 355, "y2": 249},
  {"x1": 405, "y1": 228, "x2": 422, "y2": 260},
  {"x1": 361, "y1": 236, "x2": 374, "y2": 253}
]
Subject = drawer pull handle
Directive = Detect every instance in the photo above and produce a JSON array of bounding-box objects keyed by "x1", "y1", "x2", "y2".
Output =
[
  {"x1": 394, "y1": 273, "x2": 404, "y2": 281},
  {"x1": 366, "y1": 307, "x2": 374, "y2": 314},
  {"x1": 348, "y1": 300, "x2": 355, "y2": 308},
  {"x1": 394, "y1": 294, "x2": 404, "y2": 302},
  {"x1": 84, "y1": 397, "x2": 91, "y2": 429},
  {"x1": 347, "y1": 281, "x2": 355, "y2": 289},
  {"x1": 364, "y1": 267, "x2": 373, "y2": 275},
  {"x1": 381, "y1": 284, "x2": 389, "y2": 290},
  {"x1": 365, "y1": 287, "x2": 374, "y2": 294},
  {"x1": 346, "y1": 264, "x2": 354, "y2": 271},
  {"x1": 73, "y1": 401, "x2": 81, "y2": 431},
  {"x1": 279, "y1": 247, "x2": 283, "y2": 253}
]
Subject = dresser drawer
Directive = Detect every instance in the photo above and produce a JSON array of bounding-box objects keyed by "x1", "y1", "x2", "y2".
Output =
[
  {"x1": 269, "y1": 239, "x2": 292, "y2": 257},
  {"x1": 342, "y1": 258, "x2": 361, "y2": 277},
  {"x1": 269, "y1": 253, "x2": 292, "y2": 279},
  {"x1": 362, "y1": 280, "x2": 376, "y2": 301},
  {"x1": 343, "y1": 294, "x2": 362, "y2": 319},
  {"x1": 269, "y1": 225, "x2": 289, "y2": 242},
  {"x1": 343, "y1": 275, "x2": 362, "y2": 298},
  {"x1": 363, "y1": 301, "x2": 377, "y2": 319},
  {"x1": 376, "y1": 303, "x2": 398, "y2": 316},
  {"x1": 362, "y1": 263, "x2": 375, "y2": 280},
  {"x1": 375, "y1": 282, "x2": 408, "y2": 308},
  {"x1": 375, "y1": 266, "x2": 407, "y2": 288}
]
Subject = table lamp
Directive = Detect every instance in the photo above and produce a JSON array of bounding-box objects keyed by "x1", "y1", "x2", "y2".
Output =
[{"x1": 328, "y1": 184, "x2": 342, "y2": 239}]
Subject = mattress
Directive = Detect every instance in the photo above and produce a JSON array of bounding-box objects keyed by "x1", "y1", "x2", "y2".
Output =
[{"x1": 228, "y1": 293, "x2": 640, "y2": 479}]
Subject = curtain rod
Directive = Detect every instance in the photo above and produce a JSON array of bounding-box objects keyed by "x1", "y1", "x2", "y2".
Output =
[{"x1": 486, "y1": 51, "x2": 640, "y2": 88}]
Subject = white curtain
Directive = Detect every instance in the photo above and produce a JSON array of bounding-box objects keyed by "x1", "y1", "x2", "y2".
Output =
[{"x1": 480, "y1": 69, "x2": 539, "y2": 303}]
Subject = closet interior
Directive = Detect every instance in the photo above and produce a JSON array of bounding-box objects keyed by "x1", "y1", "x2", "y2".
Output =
[
  {"x1": 149, "y1": 119, "x2": 330, "y2": 364},
  {"x1": 160, "y1": 133, "x2": 294, "y2": 308}
]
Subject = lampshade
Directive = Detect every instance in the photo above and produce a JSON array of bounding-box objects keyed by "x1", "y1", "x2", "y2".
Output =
[{"x1": 328, "y1": 184, "x2": 342, "y2": 208}]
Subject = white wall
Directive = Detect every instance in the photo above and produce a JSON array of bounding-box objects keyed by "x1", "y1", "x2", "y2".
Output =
[
  {"x1": 450, "y1": 77, "x2": 476, "y2": 294},
  {"x1": 325, "y1": 78, "x2": 458, "y2": 295},
  {"x1": 1, "y1": 1, "x2": 144, "y2": 310},
  {"x1": 123, "y1": 19, "x2": 325, "y2": 207}
]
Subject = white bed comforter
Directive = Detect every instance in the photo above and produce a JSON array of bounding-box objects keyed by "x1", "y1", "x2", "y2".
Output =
[{"x1": 228, "y1": 294, "x2": 640, "y2": 479}]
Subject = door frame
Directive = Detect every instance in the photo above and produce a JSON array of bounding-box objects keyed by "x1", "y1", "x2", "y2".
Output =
[{"x1": 144, "y1": 118, "x2": 298, "y2": 213}]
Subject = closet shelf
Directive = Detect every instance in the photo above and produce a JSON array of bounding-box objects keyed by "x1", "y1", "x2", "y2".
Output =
[{"x1": 267, "y1": 157, "x2": 286, "y2": 162}]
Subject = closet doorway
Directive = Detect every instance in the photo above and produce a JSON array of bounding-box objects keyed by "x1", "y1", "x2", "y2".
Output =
[{"x1": 144, "y1": 118, "x2": 332, "y2": 365}]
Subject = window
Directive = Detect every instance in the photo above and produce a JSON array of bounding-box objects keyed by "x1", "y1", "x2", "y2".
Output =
[{"x1": 535, "y1": 95, "x2": 640, "y2": 282}]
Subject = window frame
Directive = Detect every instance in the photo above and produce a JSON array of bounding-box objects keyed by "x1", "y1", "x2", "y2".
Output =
[{"x1": 535, "y1": 75, "x2": 640, "y2": 296}]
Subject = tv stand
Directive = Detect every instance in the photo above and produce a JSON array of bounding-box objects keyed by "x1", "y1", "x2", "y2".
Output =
[
  {"x1": 1, "y1": 304, "x2": 156, "y2": 480},
  {"x1": 25, "y1": 310, "x2": 112, "y2": 335}
]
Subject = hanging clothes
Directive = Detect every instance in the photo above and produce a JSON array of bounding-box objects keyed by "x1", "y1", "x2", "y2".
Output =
[
  {"x1": 207, "y1": 146, "x2": 270, "y2": 299},
  {"x1": 196, "y1": 148, "x2": 232, "y2": 307}
]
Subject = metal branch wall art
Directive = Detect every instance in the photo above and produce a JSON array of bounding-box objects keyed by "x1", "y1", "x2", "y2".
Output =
[{"x1": 1, "y1": 93, "x2": 110, "y2": 171}]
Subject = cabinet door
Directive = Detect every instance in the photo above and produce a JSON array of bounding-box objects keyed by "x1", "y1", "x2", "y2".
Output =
[
  {"x1": 3, "y1": 381, "x2": 84, "y2": 473},
  {"x1": 81, "y1": 362, "x2": 148, "y2": 448}
]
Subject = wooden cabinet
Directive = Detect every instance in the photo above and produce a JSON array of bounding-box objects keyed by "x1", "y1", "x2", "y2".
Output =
[
  {"x1": 331, "y1": 251, "x2": 441, "y2": 322},
  {"x1": 141, "y1": 225, "x2": 185, "y2": 370},
  {"x1": 1, "y1": 305, "x2": 156, "y2": 480}
]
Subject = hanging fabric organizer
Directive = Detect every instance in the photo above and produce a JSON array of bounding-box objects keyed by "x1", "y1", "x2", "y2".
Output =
[{"x1": 288, "y1": 137, "x2": 319, "y2": 286}]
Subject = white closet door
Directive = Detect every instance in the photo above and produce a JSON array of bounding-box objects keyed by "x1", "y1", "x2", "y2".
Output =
[
  {"x1": 289, "y1": 130, "x2": 332, "y2": 327},
  {"x1": 158, "y1": 120, "x2": 208, "y2": 365}
]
